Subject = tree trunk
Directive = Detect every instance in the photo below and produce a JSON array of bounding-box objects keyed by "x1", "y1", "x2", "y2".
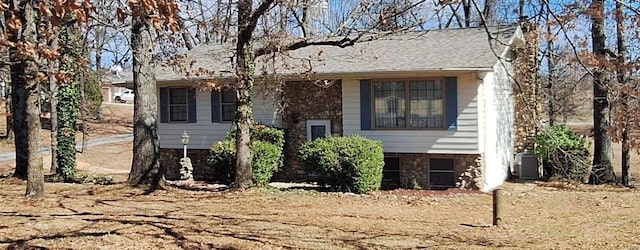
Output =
[
  {"x1": 13, "y1": 0, "x2": 43, "y2": 198},
  {"x1": 589, "y1": 0, "x2": 615, "y2": 184},
  {"x1": 128, "y1": 3, "x2": 163, "y2": 189},
  {"x1": 518, "y1": 0, "x2": 525, "y2": 19},
  {"x1": 615, "y1": 0, "x2": 630, "y2": 186},
  {"x1": 232, "y1": 0, "x2": 255, "y2": 188},
  {"x1": 0, "y1": 9, "x2": 12, "y2": 140},
  {"x1": 546, "y1": 7, "x2": 555, "y2": 126},
  {"x1": 481, "y1": 0, "x2": 495, "y2": 25},
  {"x1": 8, "y1": 0, "x2": 29, "y2": 180},
  {"x1": 54, "y1": 15, "x2": 83, "y2": 182},
  {"x1": 49, "y1": 32, "x2": 58, "y2": 173},
  {"x1": 462, "y1": 0, "x2": 471, "y2": 27},
  {"x1": 79, "y1": 70, "x2": 87, "y2": 153},
  {"x1": 49, "y1": 60, "x2": 58, "y2": 173}
]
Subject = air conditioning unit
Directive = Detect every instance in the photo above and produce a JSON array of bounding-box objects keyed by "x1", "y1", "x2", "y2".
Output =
[{"x1": 516, "y1": 151, "x2": 539, "y2": 180}]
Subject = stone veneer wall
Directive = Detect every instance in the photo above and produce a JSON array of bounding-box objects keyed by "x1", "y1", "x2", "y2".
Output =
[
  {"x1": 160, "y1": 148, "x2": 212, "y2": 181},
  {"x1": 159, "y1": 148, "x2": 480, "y2": 188},
  {"x1": 277, "y1": 80, "x2": 343, "y2": 181},
  {"x1": 384, "y1": 153, "x2": 480, "y2": 189},
  {"x1": 513, "y1": 22, "x2": 540, "y2": 154}
]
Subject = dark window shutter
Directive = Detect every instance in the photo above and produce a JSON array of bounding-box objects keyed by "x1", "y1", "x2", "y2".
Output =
[
  {"x1": 188, "y1": 88, "x2": 197, "y2": 123},
  {"x1": 360, "y1": 80, "x2": 372, "y2": 130},
  {"x1": 445, "y1": 77, "x2": 458, "y2": 131},
  {"x1": 211, "y1": 90, "x2": 221, "y2": 123},
  {"x1": 160, "y1": 87, "x2": 169, "y2": 123}
]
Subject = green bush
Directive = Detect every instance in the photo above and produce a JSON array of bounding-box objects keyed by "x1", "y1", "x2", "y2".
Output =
[
  {"x1": 208, "y1": 140, "x2": 236, "y2": 182},
  {"x1": 208, "y1": 126, "x2": 283, "y2": 186},
  {"x1": 298, "y1": 136, "x2": 384, "y2": 194},
  {"x1": 535, "y1": 125, "x2": 590, "y2": 182},
  {"x1": 226, "y1": 124, "x2": 285, "y2": 149},
  {"x1": 252, "y1": 140, "x2": 281, "y2": 186}
]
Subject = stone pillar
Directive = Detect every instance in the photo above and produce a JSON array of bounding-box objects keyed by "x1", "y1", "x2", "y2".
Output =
[{"x1": 513, "y1": 22, "x2": 540, "y2": 153}]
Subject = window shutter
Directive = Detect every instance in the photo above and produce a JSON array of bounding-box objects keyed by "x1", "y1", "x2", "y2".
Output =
[
  {"x1": 445, "y1": 77, "x2": 458, "y2": 131},
  {"x1": 188, "y1": 88, "x2": 197, "y2": 123},
  {"x1": 211, "y1": 90, "x2": 221, "y2": 123},
  {"x1": 360, "y1": 80, "x2": 372, "y2": 130},
  {"x1": 160, "y1": 87, "x2": 169, "y2": 123}
]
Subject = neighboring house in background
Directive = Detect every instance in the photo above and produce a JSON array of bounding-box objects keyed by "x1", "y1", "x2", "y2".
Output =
[
  {"x1": 101, "y1": 70, "x2": 132, "y2": 104},
  {"x1": 109, "y1": 25, "x2": 526, "y2": 190}
]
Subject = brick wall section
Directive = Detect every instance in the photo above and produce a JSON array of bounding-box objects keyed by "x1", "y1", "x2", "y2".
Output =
[
  {"x1": 160, "y1": 148, "x2": 212, "y2": 181},
  {"x1": 277, "y1": 80, "x2": 343, "y2": 181},
  {"x1": 384, "y1": 153, "x2": 480, "y2": 189}
]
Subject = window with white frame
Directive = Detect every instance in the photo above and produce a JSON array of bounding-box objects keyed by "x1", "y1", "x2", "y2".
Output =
[
  {"x1": 306, "y1": 120, "x2": 331, "y2": 141},
  {"x1": 373, "y1": 79, "x2": 444, "y2": 129}
]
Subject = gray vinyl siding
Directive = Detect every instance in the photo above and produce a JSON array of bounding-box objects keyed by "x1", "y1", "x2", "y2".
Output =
[
  {"x1": 157, "y1": 84, "x2": 281, "y2": 149},
  {"x1": 342, "y1": 73, "x2": 480, "y2": 154}
]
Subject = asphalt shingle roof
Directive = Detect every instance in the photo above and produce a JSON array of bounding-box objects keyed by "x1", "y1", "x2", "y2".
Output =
[{"x1": 109, "y1": 25, "x2": 520, "y2": 83}]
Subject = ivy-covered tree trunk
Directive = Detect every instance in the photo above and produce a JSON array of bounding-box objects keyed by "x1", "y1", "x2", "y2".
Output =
[
  {"x1": 232, "y1": 0, "x2": 258, "y2": 188},
  {"x1": 233, "y1": 44, "x2": 255, "y2": 188},
  {"x1": 56, "y1": 85, "x2": 78, "y2": 180},
  {"x1": 128, "y1": 2, "x2": 163, "y2": 189},
  {"x1": 53, "y1": 15, "x2": 83, "y2": 182},
  {"x1": 589, "y1": 0, "x2": 615, "y2": 184}
]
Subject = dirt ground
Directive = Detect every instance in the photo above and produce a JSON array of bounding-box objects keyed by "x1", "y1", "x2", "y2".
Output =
[{"x1": 1, "y1": 180, "x2": 640, "y2": 249}]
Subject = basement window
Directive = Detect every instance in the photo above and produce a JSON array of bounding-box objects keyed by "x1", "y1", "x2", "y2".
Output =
[
  {"x1": 382, "y1": 157, "x2": 401, "y2": 190},
  {"x1": 429, "y1": 158, "x2": 455, "y2": 190}
]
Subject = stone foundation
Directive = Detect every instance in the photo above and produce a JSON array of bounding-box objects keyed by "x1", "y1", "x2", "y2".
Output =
[
  {"x1": 159, "y1": 147, "x2": 480, "y2": 189},
  {"x1": 160, "y1": 148, "x2": 212, "y2": 181},
  {"x1": 384, "y1": 153, "x2": 480, "y2": 189},
  {"x1": 277, "y1": 80, "x2": 343, "y2": 181}
]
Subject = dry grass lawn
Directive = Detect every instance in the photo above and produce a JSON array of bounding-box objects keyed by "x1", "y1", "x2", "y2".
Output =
[
  {"x1": 1, "y1": 180, "x2": 640, "y2": 249},
  {"x1": 1, "y1": 98, "x2": 640, "y2": 249}
]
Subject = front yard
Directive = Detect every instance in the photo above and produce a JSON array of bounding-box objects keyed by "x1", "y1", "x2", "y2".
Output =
[{"x1": 1, "y1": 180, "x2": 639, "y2": 249}]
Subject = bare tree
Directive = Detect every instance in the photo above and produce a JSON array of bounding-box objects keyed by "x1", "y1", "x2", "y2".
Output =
[
  {"x1": 127, "y1": 1, "x2": 163, "y2": 188},
  {"x1": 589, "y1": 0, "x2": 615, "y2": 184},
  {"x1": 614, "y1": 0, "x2": 630, "y2": 186}
]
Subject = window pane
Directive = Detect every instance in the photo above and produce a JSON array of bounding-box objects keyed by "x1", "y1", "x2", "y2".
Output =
[
  {"x1": 430, "y1": 158, "x2": 454, "y2": 171},
  {"x1": 222, "y1": 104, "x2": 235, "y2": 121},
  {"x1": 170, "y1": 105, "x2": 187, "y2": 121},
  {"x1": 410, "y1": 80, "x2": 443, "y2": 128},
  {"x1": 382, "y1": 158, "x2": 401, "y2": 189},
  {"x1": 222, "y1": 89, "x2": 236, "y2": 103},
  {"x1": 374, "y1": 81, "x2": 405, "y2": 128},
  {"x1": 169, "y1": 88, "x2": 187, "y2": 104},
  {"x1": 310, "y1": 125, "x2": 327, "y2": 140},
  {"x1": 429, "y1": 172, "x2": 455, "y2": 188}
]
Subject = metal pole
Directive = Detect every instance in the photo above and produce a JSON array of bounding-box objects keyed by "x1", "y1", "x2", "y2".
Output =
[
  {"x1": 183, "y1": 144, "x2": 187, "y2": 158},
  {"x1": 493, "y1": 189, "x2": 502, "y2": 226}
]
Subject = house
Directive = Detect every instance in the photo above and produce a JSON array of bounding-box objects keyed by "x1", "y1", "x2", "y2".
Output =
[{"x1": 110, "y1": 25, "x2": 526, "y2": 190}]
